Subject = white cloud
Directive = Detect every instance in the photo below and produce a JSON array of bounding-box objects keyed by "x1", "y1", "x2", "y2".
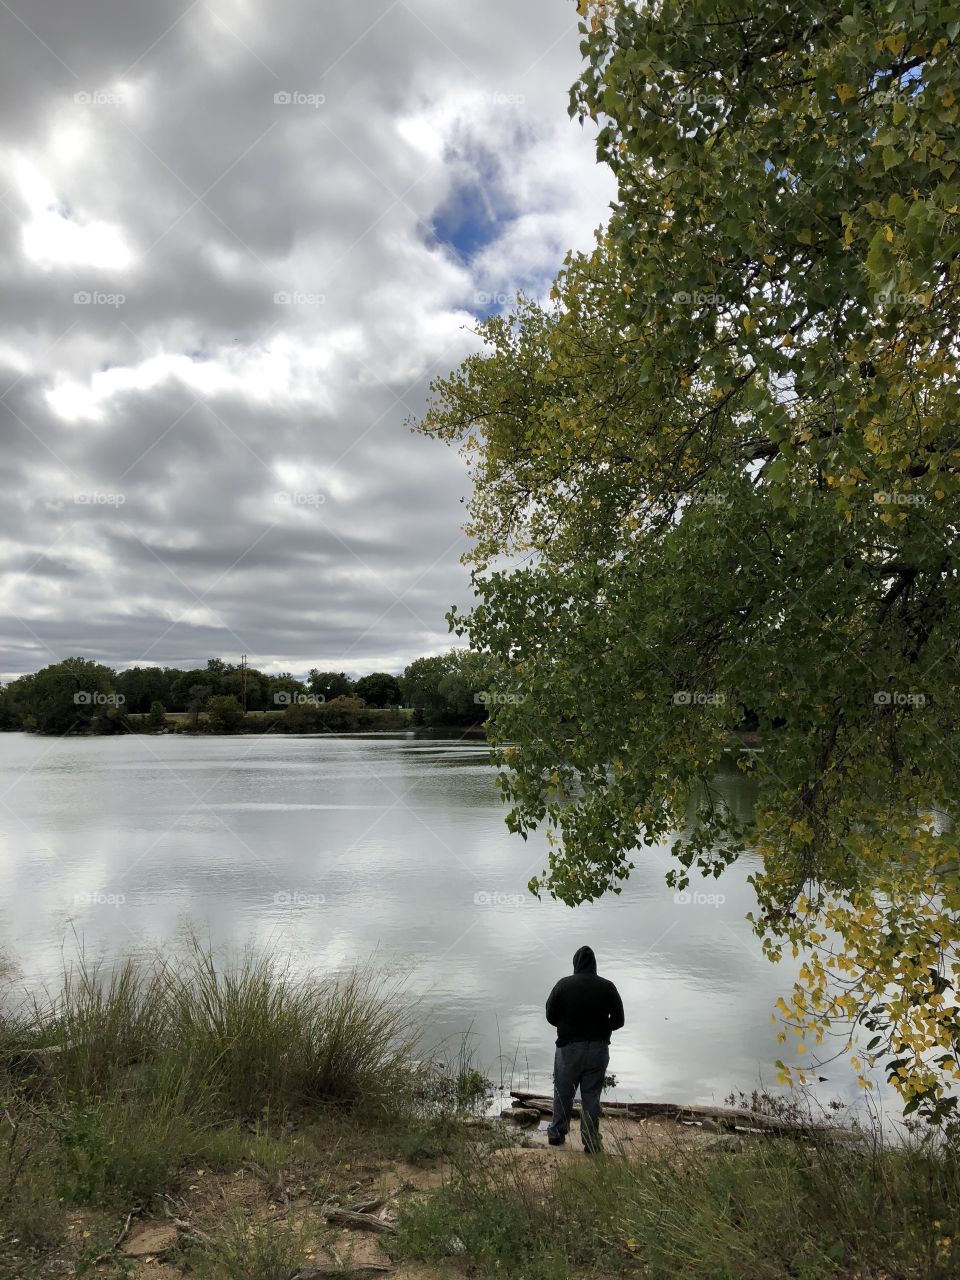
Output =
[{"x1": 16, "y1": 157, "x2": 136, "y2": 271}]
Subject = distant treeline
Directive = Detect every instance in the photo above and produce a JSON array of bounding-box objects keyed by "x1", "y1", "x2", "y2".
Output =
[{"x1": 0, "y1": 651, "x2": 502, "y2": 736}]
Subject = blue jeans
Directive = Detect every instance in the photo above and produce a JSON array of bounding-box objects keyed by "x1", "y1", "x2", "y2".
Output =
[{"x1": 547, "y1": 1040, "x2": 609, "y2": 1151}]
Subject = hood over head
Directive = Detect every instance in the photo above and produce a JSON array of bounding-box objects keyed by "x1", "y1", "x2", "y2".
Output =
[{"x1": 572, "y1": 945, "x2": 597, "y2": 974}]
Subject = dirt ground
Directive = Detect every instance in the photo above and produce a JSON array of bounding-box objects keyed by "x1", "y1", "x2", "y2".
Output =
[{"x1": 6, "y1": 1115, "x2": 713, "y2": 1279}]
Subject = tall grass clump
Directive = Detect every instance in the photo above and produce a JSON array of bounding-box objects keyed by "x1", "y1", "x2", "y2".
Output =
[
  {"x1": 162, "y1": 938, "x2": 421, "y2": 1115},
  {"x1": 27, "y1": 954, "x2": 167, "y2": 1095},
  {"x1": 3, "y1": 937, "x2": 422, "y2": 1120}
]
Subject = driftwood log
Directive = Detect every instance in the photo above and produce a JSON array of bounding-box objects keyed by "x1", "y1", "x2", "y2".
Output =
[
  {"x1": 292, "y1": 1267, "x2": 393, "y2": 1278},
  {"x1": 320, "y1": 1204, "x2": 397, "y2": 1235},
  {"x1": 508, "y1": 1091, "x2": 857, "y2": 1141}
]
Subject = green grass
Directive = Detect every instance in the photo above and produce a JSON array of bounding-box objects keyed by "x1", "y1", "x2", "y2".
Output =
[
  {"x1": 5, "y1": 941, "x2": 960, "y2": 1280},
  {"x1": 0, "y1": 938, "x2": 449, "y2": 1255},
  {"x1": 393, "y1": 1127, "x2": 960, "y2": 1280},
  {"x1": 185, "y1": 1212, "x2": 316, "y2": 1280},
  {"x1": 9, "y1": 938, "x2": 420, "y2": 1117}
]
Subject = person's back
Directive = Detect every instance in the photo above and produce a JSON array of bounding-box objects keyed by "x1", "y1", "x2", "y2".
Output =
[
  {"x1": 545, "y1": 946, "x2": 624, "y2": 1152},
  {"x1": 546, "y1": 949, "x2": 623, "y2": 1046}
]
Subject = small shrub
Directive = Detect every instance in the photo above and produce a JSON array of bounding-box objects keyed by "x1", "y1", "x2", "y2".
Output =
[
  {"x1": 394, "y1": 1116, "x2": 463, "y2": 1165},
  {"x1": 187, "y1": 1212, "x2": 315, "y2": 1280},
  {"x1": 54, "y1": 1094, "x2": 190, "y2": 1207}
]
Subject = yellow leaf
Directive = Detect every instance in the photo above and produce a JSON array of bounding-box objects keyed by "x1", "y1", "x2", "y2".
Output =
[
  {"x1": 943, "y1": 86, "x2": 956, "y2": 109},
  {"x1": 763, "y1": 254, "x2": 776, "y2": 265},
  {"x1": 743, "y1": 313, "x2": 754, "y2": 333},
  {"x1": 781, "y1": 333, "x2": 793, "y2": 347},
  {"x1": 835, "y1": 84, "x2": 856, "y2": 103},
  {"x1": 796, "y1": 228, "x2": 813, "y2": 245}
]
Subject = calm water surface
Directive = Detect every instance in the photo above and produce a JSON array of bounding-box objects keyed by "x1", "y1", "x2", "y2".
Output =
[{"x1": 0, "y1": 732, "x2": 895, "y2": 1114}]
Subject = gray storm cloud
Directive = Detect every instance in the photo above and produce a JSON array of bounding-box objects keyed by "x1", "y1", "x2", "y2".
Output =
[{"x1": 0, "y1": 0, "x2": 613, "y2": 681}]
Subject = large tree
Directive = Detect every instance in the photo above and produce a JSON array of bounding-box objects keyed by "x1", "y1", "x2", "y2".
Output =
[
  {"x1": 3, "y1": 659, "x2": 123, "y2": 735},
  {"x1": 307, "y1": 670, "x2": 355, "y2": 702},
  {"x1": 418, "y1": 0, "x2": 960, "y2": 1121},
  {"x1": 353, "y1": 672, "x2": 403, "y2": 708}
]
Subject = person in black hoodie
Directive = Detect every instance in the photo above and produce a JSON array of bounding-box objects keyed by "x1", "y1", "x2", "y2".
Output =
[{"x1": 545, "y1": 945, "x2": 624, "y2": 1152}]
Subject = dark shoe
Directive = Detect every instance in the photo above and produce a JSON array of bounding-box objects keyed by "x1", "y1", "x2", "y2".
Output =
[
  {"x1": 583, "y1": 1145, "x2": 603, "y2": 1156},
  {"x1": 548, "y1": 1135, "x2": 565, "y2": 1146}
]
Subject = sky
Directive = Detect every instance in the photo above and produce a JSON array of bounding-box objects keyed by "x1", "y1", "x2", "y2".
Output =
[{"x1": 0, "y1": 0, "x2": 615, "y2": 684}]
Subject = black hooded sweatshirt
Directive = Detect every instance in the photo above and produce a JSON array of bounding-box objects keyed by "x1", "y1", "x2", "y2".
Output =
[{"x1": 545, "y1": 946, "x2": 625, "y2": 1047}]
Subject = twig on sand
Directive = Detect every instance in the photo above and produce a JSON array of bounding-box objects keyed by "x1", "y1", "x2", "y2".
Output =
[
  {"x1": 90, "y1": 1210, "x2": 134, "y2": 1264},
  {"x1": 244, "y1": 1157, "x2": 290, "y2": 1205},
  {"x1": 160, "y1": 1198, "x2": 216, "y2": 1247}
]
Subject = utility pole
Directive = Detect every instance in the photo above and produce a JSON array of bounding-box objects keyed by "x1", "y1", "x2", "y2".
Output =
[{"x1": 240, "y1": 654, "x2": 247, "y2": 712}]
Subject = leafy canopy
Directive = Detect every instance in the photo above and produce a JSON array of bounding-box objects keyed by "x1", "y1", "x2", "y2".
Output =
[{"x1": 417, "y1": 0, "x2": 960, "y2": 1121}]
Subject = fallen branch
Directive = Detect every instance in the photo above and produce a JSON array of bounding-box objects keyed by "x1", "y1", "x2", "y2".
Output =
[
  {"x1": 351, "y1": 1196, "x2": 387, "y2": 1214},
  {"x1": 289, "y1": 1264, "x2": 394, "y2": 1274},
  {"x1": 320, "y1": 1204, "x2": 396, "y2": 1235},
  {"x1": 290, "y1": 1265, "x2": 394, "y2": 1278}
]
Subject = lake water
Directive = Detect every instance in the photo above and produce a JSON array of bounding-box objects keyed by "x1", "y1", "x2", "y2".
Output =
[{"x1": 0, "y1": 731, "x2": 895, "y2": 1117}]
